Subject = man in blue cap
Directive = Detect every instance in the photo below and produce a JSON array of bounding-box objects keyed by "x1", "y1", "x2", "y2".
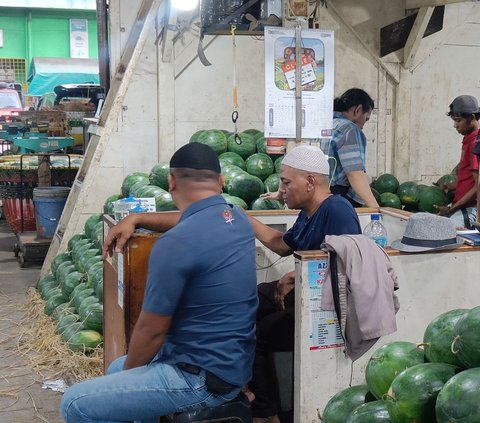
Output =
[{"x1": 62, "y1": 143, "x2": 258, "y2": 422}]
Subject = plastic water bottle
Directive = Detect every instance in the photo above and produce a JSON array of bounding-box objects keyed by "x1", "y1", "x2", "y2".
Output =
[{"x1": 363, "y1": 214, "x2": 388, "y2": 248}]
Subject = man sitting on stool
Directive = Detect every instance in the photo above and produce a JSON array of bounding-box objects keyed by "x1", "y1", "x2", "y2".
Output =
[{"x1": 61, "y1": 143, "x2": 258, "y2": 422}]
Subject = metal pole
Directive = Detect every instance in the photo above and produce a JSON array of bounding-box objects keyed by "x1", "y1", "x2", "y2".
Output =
[
  {"x1": 96, "y1": 0, "x2": 110, "y2": 94},
  {"x1": 295, "y1": 23, "x2": 302, "y2": 143}
]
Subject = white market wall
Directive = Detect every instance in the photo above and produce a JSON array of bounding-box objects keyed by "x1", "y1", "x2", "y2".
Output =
[{"x1": 102, "y1": 0, "x2": 480, "y2": 190}]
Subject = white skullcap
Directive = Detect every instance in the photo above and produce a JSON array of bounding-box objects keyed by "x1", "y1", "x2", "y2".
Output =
[{"x1": 281, "y1": 145, "x2": 329, "y2": 175}]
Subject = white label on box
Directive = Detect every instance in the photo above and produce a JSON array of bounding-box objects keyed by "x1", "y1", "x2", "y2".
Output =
[
  {"x1": 117, "y1": 252, "x2": 124, "y2": 309},
  {"x1": 308, "y1": 259, "x2": 344, "y2": 350},
  {"x1": 135, "y1": 197, "x2": 156, "y2": 212}
]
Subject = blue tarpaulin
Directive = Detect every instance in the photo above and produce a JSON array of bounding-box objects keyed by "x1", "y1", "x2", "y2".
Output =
[{"x1": 27, "y1": 57, "x2": 99, "y2": 95}]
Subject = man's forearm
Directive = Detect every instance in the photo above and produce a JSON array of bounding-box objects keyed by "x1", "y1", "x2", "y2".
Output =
[
  {"x1": 123, "y1": 311, "x2": 171, "y2": 370},
  {"x1": 247, "y1": 215, "x2": 292, "y2": 256},
  {"x1": 130, "y1": 211, "x2": 181, "y2": 232},
  {"x1": 347, "y1": 170, "x2": 379, "y2": 208},
  {"x1": 450, "y1": 187, "x2": 477, "y2": 214}
]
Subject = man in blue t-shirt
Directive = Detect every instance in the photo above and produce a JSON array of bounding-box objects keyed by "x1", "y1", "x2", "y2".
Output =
[
  {"x1": 247, "y1": 145, "x2": 361, "y2": 423},
  {"x1": 61, "y1": 143, "x2": 258, "y2": 423}
]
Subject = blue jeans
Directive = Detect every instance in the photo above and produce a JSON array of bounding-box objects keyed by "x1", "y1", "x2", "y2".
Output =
[
  {"x1": 450, "y1": 207, "x2": 477, "y2": 229},
  {"x1": 60, "y1": 355, "x2": 241, "y2": 423}
]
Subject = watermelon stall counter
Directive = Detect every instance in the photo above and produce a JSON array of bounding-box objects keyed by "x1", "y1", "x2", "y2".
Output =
[{"x1": 102, "y1": 208, "x2": 480, "y2": 421}]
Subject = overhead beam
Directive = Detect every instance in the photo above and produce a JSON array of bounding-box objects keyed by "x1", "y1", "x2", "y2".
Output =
[
  {"x1": 407, "y1": 0, "x2": 468, "y2": 8},
  {"x1": 403, "y1": 6, "x2": 435, "y2": 69}
]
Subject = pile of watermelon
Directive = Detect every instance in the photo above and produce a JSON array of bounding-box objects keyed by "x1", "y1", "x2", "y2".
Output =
[
  {"x1": 372, "y1": 170, "x2": 456, "y2": 214},
  {"x1": 37, "y1": 214, "x2": 104, "y2": 352},
  {"x1": 188, "y1": 128, "x2": 284, "y2": 210},
  {"x1": 320, "y1": 305, "x2": 480, "y2": 422}
]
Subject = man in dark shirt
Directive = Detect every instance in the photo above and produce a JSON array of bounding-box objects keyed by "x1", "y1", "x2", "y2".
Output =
[
  {"x1": 62, "y1": 143, "x2": 258, "y2": 422},
  {"x1": 247, "y1": 145, "x2": 361, "y2": 423}
]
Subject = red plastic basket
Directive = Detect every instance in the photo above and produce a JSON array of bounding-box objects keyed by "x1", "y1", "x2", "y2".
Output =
[{"x1": 2, "y1": 197, "x2": 36, "y2": 233}]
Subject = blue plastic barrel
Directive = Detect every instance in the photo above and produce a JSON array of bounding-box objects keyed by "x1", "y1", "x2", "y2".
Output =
[{"x1": 33, "y1": 187, "x2": 71, "y2": 238}]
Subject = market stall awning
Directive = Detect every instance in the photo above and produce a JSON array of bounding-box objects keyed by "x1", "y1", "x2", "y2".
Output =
[{"x1": 27, "y1": 57, "x2": 100, "y2": 96}]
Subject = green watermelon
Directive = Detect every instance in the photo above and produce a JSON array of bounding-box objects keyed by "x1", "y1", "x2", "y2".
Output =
[
  {"x1": 95, "y1": 278, "x2": 104, "y2": 303},
  {"x1": 418, "y1": 186, "x2": 448, "y2": 213},
  {"x1": 347, "y1": 400, "x2": 392, "y2": 423},
  {"x1": 189, "y1": 129, "x2": 205, "y2": 143},
  {"x1": 227, "y1": 132, "x2": 256, "y2": 160},
  {"x1": 68, "y1": 330, "x2": 103, "y2": 351},
  {"x1": 451, "y1": 305, "x2": 480, "y2": 368},
  {"x1": 62, "y1": 322, "x2": 85, "y2": 342},
  {"x1": 366, "y1": 341, "x2": 425, "y2": 400},
  {"x1": 87, "y1": 261, "x2": 103, "y2": 288},
  {"x1": 73, "y1": 287, "x2": 95, "y2": 310},
  {"x1": 274, "y1": 156, "x2": 284, "y2": 173},
  {"x1": 193, "y1": 129, "x2": 227, "y2": 156},
  {"x1": 83, "y1": 302, "x2": 103, "y2": 333},
  {"x1": 245, "y1": 153, "x2": 274, "y2": 181},
  {"x1": 43, "y1": 286, "x2": 63, "y2": 301},
  {"x1": 155, "y1": 191, "x2": 177, "y2": 211},
  {"x1": 67, "y1": 234, "x2": 88, "y2": 252},
  {"x1": 84, "y1": 255, "x2": 103, "y2": 275},
  {"x1": 84, "y1": 214, "x2": 103, "y2": 240},
  {"x1": 423, "y1": 309, "x2": 469, "y2": 367},
  {"x1": 222, "y1": 165, "x2": 245, "y2": 191},
  {"x1": 375, "y1": 174, "x2": 400, "y2": 194},
  {"x1": 379, "y1": 192, "x2": 402, "y2": 209},
  {"x1": 385, "y1": 363, "x2": 458, "y2": 422},
  {"x1": 226, "y1": 172, "x2": 265, "y2": 206},
  {"x1": 61, "y1": 271, "x2": 85, "y2": 300},
  {"x1": 396, "y1": 182, "x2": 418, "y2": 206},
  {"x1": 72, "y1": 243, "x2": 94, "y2": 268},
  {"x1": 435, "y1": 367, "x2": 480, "y2": 422},
  {"x1": 70, "y1": 283, "x2": 89, "y2": 301},
  {"x1": 149, "y1": 162, "x2": 170, "y2": 190},
  {"x1": 131, "y1": 181, "x2": 150, "y2": 198},
  {"x1": 37, "y1": 274, "x2": 56, "y2": 292},
  {"x1": 322, "y1": 385, "x2": 375, "y2": 423},
  {"x1": 221, "y1": 194, "x2": 248, "y2": 210},
  {"x1": 250, "y1": 198, "x2": 284, "y2": 210},
  {"x1": 121, "y1": 172, "x2": 149, "y2": 197},
  {"x1": 52, "y1": 303, "x2": 76, "y2": 322},
  {"x1": 243, "y1": 128, "x2": 263, "y2": 137},
  {"x1": 264, "y1": 173, "x2": 280, "y2": 193},
  {"x1": 51, "y1": 252, "x2": 72, "y2": 276},
  {"x1": 56, "y1": 314, "x2": 80, "y2": 335},
  {"x1": 77, "y1": 249, "x2": 100, "y2": 273},
  {"x1": 45, "y1": 293, "x2": 67, "y2": 316},
  {"x1": 39, "y1": 278, "x2": 60, "y2": 299},
  {"x1": 255, "y1": 134, "x2": 266, "y2": 154},
  {"x1": 79, "y1": 296, "x2": 100, "y2": 320},
  {"x1": 218, "y1": 152, "x2": 245, "y2": 170},
  {"x1": 103, "y1": 194, "x2": 123, "y2": 214},
  {"x1": 436, "y1": 174, "x2": 457, "y2": 188}
]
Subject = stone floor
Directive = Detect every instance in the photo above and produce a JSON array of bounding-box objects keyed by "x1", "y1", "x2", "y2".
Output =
[{"x1": 0, "y1": 219, "x2": 63, "y2": 423}]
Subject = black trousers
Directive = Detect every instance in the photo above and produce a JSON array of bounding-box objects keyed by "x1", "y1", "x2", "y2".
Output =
[{"x1": 250, "y1": 281, "x2": 295, "y2": 418}]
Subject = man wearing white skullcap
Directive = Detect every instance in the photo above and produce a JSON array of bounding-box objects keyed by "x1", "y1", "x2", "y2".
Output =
[{"x1": 247, "y1": 145, "x2": 361, "y2": 423}]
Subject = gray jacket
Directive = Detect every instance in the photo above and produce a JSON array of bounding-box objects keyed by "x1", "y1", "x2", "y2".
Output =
[{"x1": 320, "y1": 234, "x2": 400, "y2": 361}]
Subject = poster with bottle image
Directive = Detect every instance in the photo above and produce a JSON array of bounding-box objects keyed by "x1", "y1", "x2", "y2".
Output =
[{"x1": 264, "y1": 27, "x2": 334, "y2": 139}]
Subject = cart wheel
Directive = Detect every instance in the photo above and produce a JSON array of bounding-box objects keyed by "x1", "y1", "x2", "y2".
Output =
[{"x1": 13, "y1": 243, "x2": 20, "y2": 257}]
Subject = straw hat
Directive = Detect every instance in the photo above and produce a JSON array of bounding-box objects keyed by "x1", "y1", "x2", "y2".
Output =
[{"x1": 391, "y1": 213, "x2": 463, "y2": 253}]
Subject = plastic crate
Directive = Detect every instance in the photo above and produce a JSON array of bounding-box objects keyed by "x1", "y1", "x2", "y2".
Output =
[{"x1": 2, "y1": 197, "x2": 36, "y2": 233}]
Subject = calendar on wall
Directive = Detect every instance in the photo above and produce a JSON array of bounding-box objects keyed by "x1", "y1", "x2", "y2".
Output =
[{"x1": 264, "y1": 27, "x2": 334, "y2": 139}]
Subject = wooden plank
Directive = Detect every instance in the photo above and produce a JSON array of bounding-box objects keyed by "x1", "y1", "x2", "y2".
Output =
[
  {"x1": 40, "y1": 0, "x2": 164, "y2": 278},
  {"x1": 407, "y1": 0, "x2": 467, "y2": 8},
  {"x1": 403, "y1": 6, "x2": 435, "y2": 69}
]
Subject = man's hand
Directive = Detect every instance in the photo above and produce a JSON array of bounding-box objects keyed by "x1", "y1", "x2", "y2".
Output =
[
  {"x1": 260, "y1": 190, "x2": 283, "y2": 201},
  {"x1": 274, "y1": 270, "x2": 295, "y2": 310},
  {"x1": 102, "y1": 214, "x2": 137, "y2": 258},
  {"x1": 434, "y1": 204, "x2": 451, "y2": 216}
]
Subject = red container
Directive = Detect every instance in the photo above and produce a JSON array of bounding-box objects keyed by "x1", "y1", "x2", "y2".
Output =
[{"x1": 2, "y1": 197, "x2": 36, "y2": 233}]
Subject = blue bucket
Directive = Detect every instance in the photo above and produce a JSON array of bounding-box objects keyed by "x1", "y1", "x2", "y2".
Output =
[{"x1": 33, "y1": 187, "x2": 71, "y2": 238}]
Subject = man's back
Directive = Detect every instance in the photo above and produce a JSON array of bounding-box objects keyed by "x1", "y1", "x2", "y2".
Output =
[{"x1": 142, "y1": 195, "x2": 258, "y2": 386}]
